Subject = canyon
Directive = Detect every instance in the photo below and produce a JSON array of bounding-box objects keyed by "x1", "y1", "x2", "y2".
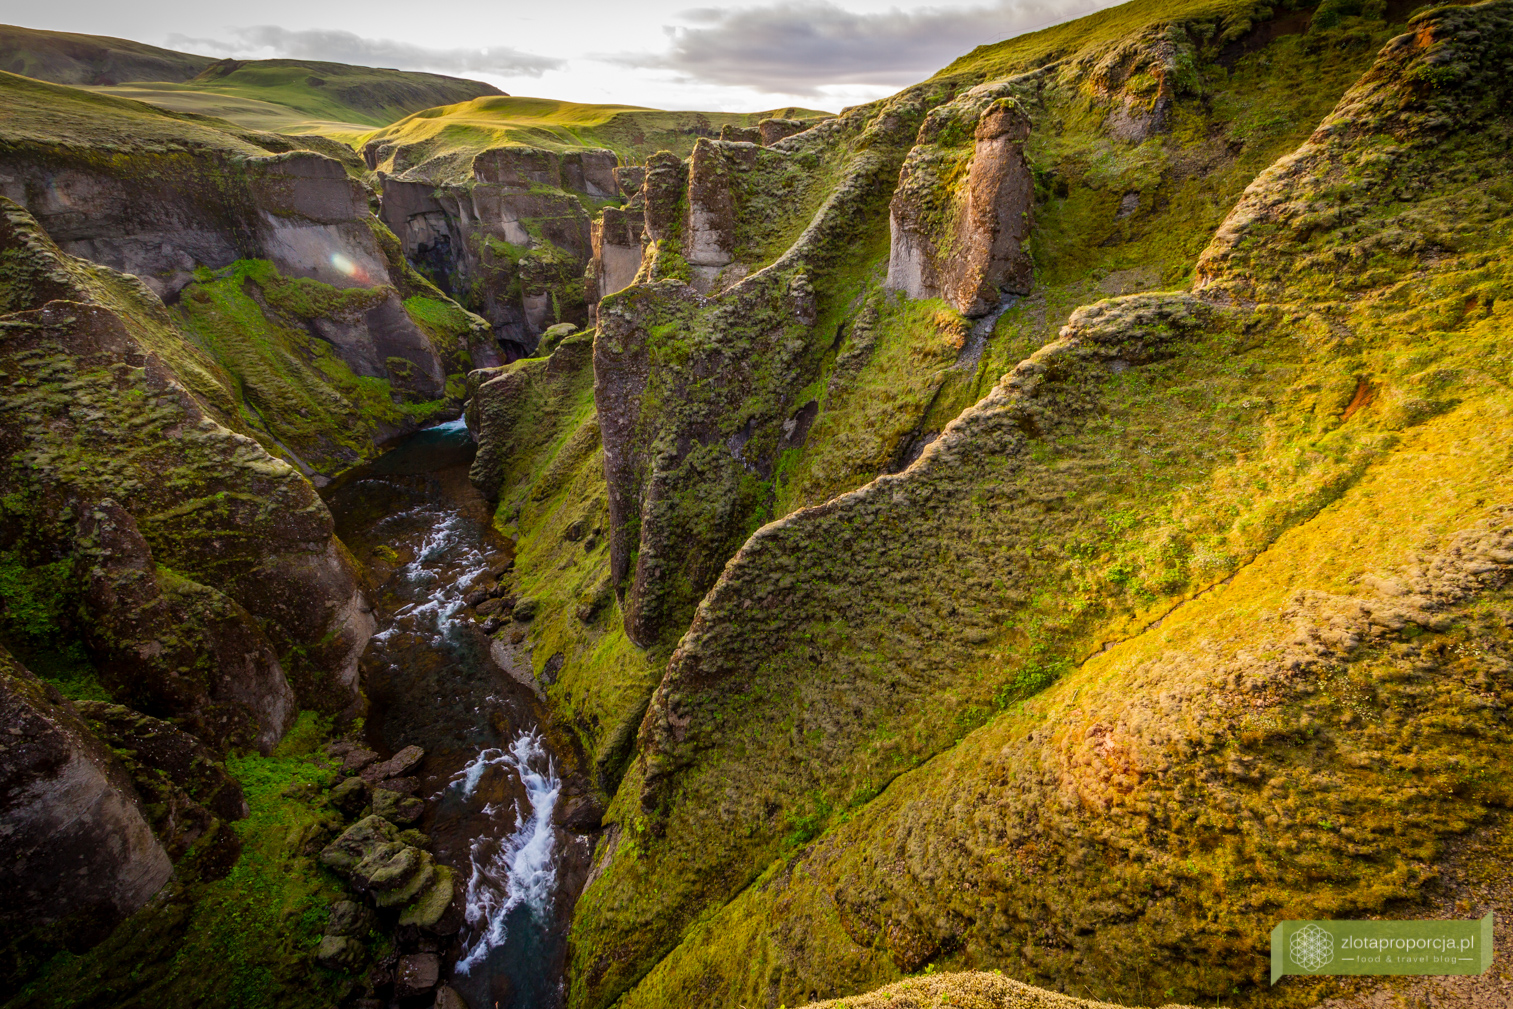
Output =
[{"x1": 1, "y1": 3, "x2": 1511, "y2": 1009}]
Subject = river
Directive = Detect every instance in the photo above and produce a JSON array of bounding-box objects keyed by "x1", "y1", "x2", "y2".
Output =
[{"x1": 324, "y1": 419, "x2": 591, "y2": 1009}]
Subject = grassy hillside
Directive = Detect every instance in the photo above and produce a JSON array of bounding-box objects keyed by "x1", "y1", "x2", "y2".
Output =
[
  {"x1": 0, "y1": 23, "x2": 211, "y2": 84},
  {"x1": 89, "y1": 57, "x2": 504, "y2": 137},
  {"x1": 360, "y1": 96, "x2": 832, "y2": 180}
]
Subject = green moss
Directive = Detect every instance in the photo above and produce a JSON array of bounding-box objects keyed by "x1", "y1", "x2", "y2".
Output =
[
  {"x1": 6, "y1": 715, "x2": 350, "y2": 1009},
  {"x1": 175, "y1": 259, "x2": 456, "y2": 475},
  {"x1": 573, "y1": 3, "x2": 1513, "y2": 1006}
]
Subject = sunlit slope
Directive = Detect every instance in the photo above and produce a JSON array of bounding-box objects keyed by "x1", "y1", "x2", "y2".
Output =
[
  {"x1": 361, "y1": 95, "x2": 832, "y2": 179},
  {"x1": 934, "y1": 0, "x2": 1286, "y2": 80},
  {"x1": 85, "y1": 81, "x2": 377, "y2": 135},
  {"x1": 88, "y1": 58, "x2": 504, "y2": 137}
]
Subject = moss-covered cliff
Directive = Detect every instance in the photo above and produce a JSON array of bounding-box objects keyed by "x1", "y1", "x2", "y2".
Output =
[{"x1": 543, "y1": 1, "x2": 1513, "y2": 1007}]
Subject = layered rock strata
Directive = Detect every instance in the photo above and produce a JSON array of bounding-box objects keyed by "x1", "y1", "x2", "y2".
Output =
[{"x1": 378, "y1": 146, "x2": 619, "y2": 355}]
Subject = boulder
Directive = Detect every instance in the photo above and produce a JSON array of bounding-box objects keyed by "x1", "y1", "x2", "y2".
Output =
[
  {"x1": 329, "y1": 776, "x2": 369, "y2": 817},
  {"x1": 360, "y1": 744, "x2": 424, "y2": 782},
  {"x1": 373, "y1": 858, "x2": 437, "y2": 909},
  {"x1": 396, "y1": 865, "x2": 456, "y2": 929},
  {"x1": 376, "y1": 775, "x2": 420, "y2": 796},
  {"x1": 512, "y1": 598, "x2": 539, "y2": 622},
  {"x1": 394, "y1": 952, "x2": 440, "y2": 998},
  {"x1": 342, "y1": 749, "x2": 380, "y2": 774},
  {"x1": 325, "y1": 899, "x2": 376, "y2": 938},
  {"x1": 435, "y1": 985, "x2": 471, "y2": 1009},
  {"x1": 315, "y1": 934, "x2": 366, "y2": 972},
  {"x1": 318, "y1": 814, "x2": 399, "y2": 876},
  {"x1": 371, "y1": 788, "x2": 424, "y2": 826}
]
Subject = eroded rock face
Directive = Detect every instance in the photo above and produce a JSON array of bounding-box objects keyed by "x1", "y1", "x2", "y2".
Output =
[
  {"x1": 592, "y1": 92, "x2": 936, "y2": 651},
  {"x1": 78, "y1": 500, "x2": 297, "y2": 752},
  {"x1": 0, "y1": 199, "x2": 373, "y2": 745},
  {"x1": 0, "y1": 149, "x2": 374, "y2": 298},
  {"x1": 0, "y1": 646, "x2": 172, "y2": 958},
  {"x1": 684, "y1": 138, "x2": 753, "y2": 292},
  {"x1": 467, "y1": 330, "x2": 597, "y2": 501},
  {"x1": 887, "y1": 95, "x2": 1035, "y2": 317},
  {"x1": 613, "y1": 165, "x2": 646, "y2": 197},
  {"x1": 758, "y1": 117, "x2": 809, "y2": 146},
  {"x1": 377, "y1": 146, "x2": 617, "y2": 355},
  {"x1": 587, "y1": 206, "x2": 645, "y2": 322}
]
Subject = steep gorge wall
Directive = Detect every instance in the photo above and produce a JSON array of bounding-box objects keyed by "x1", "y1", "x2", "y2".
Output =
[
  {"x1": 886, "y1": 94, "x2": 1035, "y2": 316},
  {"x1": 0, "y1": 71, "x2": 491, "y2": 478},
  {"x1": 0, "y1": 646, "x2": 173, "y2": 974},
  {"x1": 593, "y1": 88, "x2": 950, "y2": 651},
  {"x1": 569, "y1": 3, "x2": 1513, "y2": 1007},
  {"x1": 0, "y1": 198, "x2": 374, "y2": 748}
]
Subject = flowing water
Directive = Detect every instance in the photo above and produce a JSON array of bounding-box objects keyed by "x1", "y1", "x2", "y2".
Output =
[{"x1": 325, "y1": 419, "x2": 590, "y2": 1009}]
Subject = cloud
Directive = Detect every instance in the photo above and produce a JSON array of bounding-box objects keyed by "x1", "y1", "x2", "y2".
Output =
[
  {"x1": 608, "y1": 0, "x2": 1112, "y2": 95},
  {"x1": 166, "y1": 26, "x2": 564, "y2": 78}
]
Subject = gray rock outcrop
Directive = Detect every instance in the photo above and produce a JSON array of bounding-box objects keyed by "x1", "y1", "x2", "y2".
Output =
[{"x1": 0, "y1": 646, "x2": 172, "y2": 954}]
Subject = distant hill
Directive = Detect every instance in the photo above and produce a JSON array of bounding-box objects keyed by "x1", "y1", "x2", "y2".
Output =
[
  {"x1": 88, "y1": 58, "x2": 507, "y2": 135},
  {"x1": 361, "y1": 95, "x2": 832, "y2": 180},
  {"x1": 1, "y1": 26, "x2": 505, "y2": 135},
  {"x1": 0, "y1": 23, "x2": 212, "y2": 84}
]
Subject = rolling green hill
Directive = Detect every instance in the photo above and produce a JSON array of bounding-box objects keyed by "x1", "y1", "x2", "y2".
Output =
[
  {"x1": 88, "y1": 57, "x2": 505, "y2": 137},
  {"x1": 359, "y1": 95, "x2": 832, "y2": 179}
]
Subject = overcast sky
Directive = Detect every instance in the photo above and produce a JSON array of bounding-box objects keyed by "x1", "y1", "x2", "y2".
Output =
[{"x1": 11, "y1": 0, "x2": 1117, "y2": 111}]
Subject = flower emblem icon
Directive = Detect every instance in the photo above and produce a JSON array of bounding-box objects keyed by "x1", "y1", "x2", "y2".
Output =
[{"x1": 1289, "y1": 923, "x2": 1334, "y2": 972}]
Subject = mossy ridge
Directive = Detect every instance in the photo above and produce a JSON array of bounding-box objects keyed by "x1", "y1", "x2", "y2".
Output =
[
  {"x1": 4, "y1": 713, "x2": 353, "y2": 1009},
  {"x1": 935, "y1": 0, "x2": 1287, "y2": 84},
  {"x1": 922, "y1": 0, "x2": 1405, "y2": 433},
  {"x1": 621, "y1": 402, "x2": 1513, "y2": 1009},
  {"x1": 581, "y1": 4, "x2": 1513, "y2": 1007},
  {"x1": 596, "y1": 82, "x2": 961, "y2": 654},
  {"x1": 580, "y1": 291, "x2": 1342, "y2": 1009}
]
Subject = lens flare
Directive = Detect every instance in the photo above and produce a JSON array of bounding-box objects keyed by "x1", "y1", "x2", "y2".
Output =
[{"x1": 330, "y1": 252, "x2": 358, "y2": 276}]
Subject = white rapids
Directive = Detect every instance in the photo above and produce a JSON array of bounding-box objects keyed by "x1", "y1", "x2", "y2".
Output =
[
  {"x1": 448, "y1": 730, "x2": 561, "y2": 975},
  {"x1": 369, "y1": 505, "x2": 490, "y2": 648}
]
